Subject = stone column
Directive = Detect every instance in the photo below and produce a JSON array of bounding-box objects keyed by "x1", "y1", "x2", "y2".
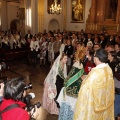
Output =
[
  {"x1": 62, "y1": 0, "x2": 67, "y2": 30},
  {"x1": 31, "y1": 0, "x2": 38, "y2": 34},
  {"x1": 38, "y1": 0, "x2": 44, "y2": 32}
]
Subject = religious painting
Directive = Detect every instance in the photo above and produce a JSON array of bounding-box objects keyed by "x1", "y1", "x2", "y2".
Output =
[
  {"x1": 47, "y1": 0, "x2": 61, "y2": 14},
  {"x1": 71, "y1": 0, "x2": 85, "y2": 23}
]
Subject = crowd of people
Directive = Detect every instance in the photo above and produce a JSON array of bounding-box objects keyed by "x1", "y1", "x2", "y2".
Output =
[
  {"x1": 0, "y1": 29, "x2": 120, "y2": 67},
  {"x1": 0, "y1": 30, "x2": 26, "y2": 50},
  {"x1": 40, "y1": 29, "x2": 119, "y2": 120},
  {"x1": 0, "y1": 29, "x2": 120, "y2": 119}
]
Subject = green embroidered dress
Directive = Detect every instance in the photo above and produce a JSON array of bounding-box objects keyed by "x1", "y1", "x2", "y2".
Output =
[
  {"x1": 58, "y1": 61, "x2": 84, "y2": 120},
  {"x1": 64, "y1": 65, "x2": 84, "y2": 97}
]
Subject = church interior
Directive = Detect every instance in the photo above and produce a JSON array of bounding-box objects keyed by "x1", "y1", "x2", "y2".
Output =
[
  {"x1": 0, "y1": 0, "x2": 120, "y2": 35},
  {"x1": 0, "y1": 0, "x2": 120, "y2": 120}
]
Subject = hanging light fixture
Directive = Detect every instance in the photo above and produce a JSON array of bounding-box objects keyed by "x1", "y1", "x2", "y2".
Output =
[{"x1": 50, "y1": 0, "x2": 62, "y2": 14}]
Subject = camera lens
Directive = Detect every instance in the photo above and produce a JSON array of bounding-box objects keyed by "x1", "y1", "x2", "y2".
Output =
[{"x1": 24, "y1": 83, "x2": 32, "y2": 90}]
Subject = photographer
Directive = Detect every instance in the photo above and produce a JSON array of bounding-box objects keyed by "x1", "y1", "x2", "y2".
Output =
[{"x1": 0, "y1": 78, "x2": 39, "y2": 120}]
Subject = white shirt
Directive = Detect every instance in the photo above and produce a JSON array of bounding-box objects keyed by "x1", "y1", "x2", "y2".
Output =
[{"x1": 30, "y1": 40, "x2": 39, "y2": 51}]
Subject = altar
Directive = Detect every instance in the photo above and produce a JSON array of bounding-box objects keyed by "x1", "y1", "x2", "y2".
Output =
[{"x1": 85, "y1": 0, "x2": 120, "y2": 35}]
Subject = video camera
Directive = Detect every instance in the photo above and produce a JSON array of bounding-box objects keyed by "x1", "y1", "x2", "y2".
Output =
[
  {"x1": 23, "y1": 83, "x2": 41, "y2": 111},
  {"x1": 24, "y1": 93, "x2": 41, "y2": 111},
  {"x1": 24, "y1": 83, "x2": 32, "y2": 90}
]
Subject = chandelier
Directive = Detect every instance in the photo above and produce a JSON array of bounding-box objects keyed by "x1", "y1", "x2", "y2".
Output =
[{"x1": 50, "y1": 0, "x2": 62, "y2": 14}]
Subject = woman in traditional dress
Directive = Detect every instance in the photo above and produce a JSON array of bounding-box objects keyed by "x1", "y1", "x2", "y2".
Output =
[
  {"x1": 48, "y1": 37, "x2": 54, "y2": 67},
  {"x1": 108, "y1": 51, "x2": 120, "y2": 120},
  {"x1": 39, "y1": 37, "x2": 48, "y2": 67},
  {"x1": 1, "y1": 35, "x2": 10, "y2": 50},
  {"x1": 57, "y1": 46, "x2": 85, "y2": 120},
  {"x1": 42, "y1": 53, "x2": 67, "y2": 114},
  {"x1": 84, "y1": 49, "x2": 95, "y2": 74}
]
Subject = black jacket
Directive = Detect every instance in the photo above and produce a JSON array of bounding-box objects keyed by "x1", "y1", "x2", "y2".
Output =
[{"x1": 64, "y1": 45, "x2": 73, "y2": 57}]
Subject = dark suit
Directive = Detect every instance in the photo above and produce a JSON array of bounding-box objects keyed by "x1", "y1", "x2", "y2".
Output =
[
  {"x1": 25, "y1": 34, "x2": 33, "y2": 41},
  {"x1": 82, "y1": 56, "x2": 88, "y2": 68},
  {"x1": 100, "y1": 40, "x2": 107, "y2": 49},
  {"x1": 2, "y1": 42, "x2": 10, "y2": 50},
  {"x1": 64, "y1": 45, "x2": 73, "y2": 57},
  {"x1": 107, "y1": 39, "x2": 116, "y2": 45}
]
